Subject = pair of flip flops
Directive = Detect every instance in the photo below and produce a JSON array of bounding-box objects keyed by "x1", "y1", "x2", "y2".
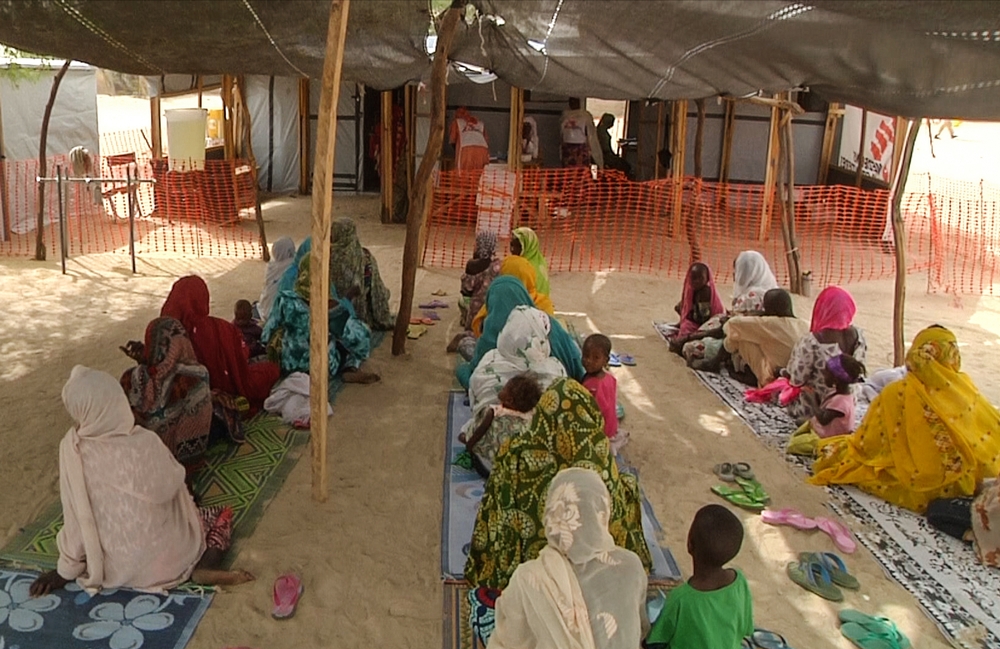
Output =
[
  {"x1": 839, "y1": 610, "x2": 910, "y2": 649},
  {"x1": 713, "y1": 462, "x2": 754, "y2": 482},
  {"x1": 761, "y1": 508, "x2": 857, "y2": 553},
  {"x1": 711, "y1": 475, "x2": 770, "y2": 511},
  {"x1": 419, "y1": 299, "x2": 449, "y2": 309},
  {"x1": 743, "y1": 628, "x2": 796, "y2": 648},
  {"x1": 273, "y1": 573, "x2": 303, "y2": 619},
  {"x1": 410, "y1": 316, "x2": 436, "y2": 326},
  {"x1": 608, "y1": 352, "x2": 636, "y2": 367},
  {"x1": 407, "y1": 324, "x2": 428, "y2": 339},
  {"x1": 787, "y1": 551, "x2": 859, "y2": 602}
]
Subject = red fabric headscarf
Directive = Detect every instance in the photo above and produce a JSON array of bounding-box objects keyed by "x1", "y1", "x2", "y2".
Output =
[
  {"x1": 677, "y1": 262, "x2": 725, "y2": 337},
  {"x1": 161, "y1": 276, "x2": 277, "y2": 403},
  {"x1": 810, "y1": 286, "x2": 857, "y2": 333}
]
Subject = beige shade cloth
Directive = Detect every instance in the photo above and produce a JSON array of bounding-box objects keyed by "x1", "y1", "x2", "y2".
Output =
[
  {"x1": 724, "y1": 315, "x2": 810, "y2": 386},
  {"x1": 489, "y1": 468, "x2": 648, "y2": 649},
  {"x1": 57, "y1": 365, "x2": 205, "y2": 593}
]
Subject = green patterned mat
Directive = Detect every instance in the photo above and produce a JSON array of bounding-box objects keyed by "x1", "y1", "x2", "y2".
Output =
[{"x1": 0, "y1": 413, "x2": 308, "y2": 571}]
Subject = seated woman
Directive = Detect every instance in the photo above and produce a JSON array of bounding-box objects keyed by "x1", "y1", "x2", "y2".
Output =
[
  {"x1": 680, "y1": 251, "x2": 778, "y2": 367},
  {"x1": 465, "y1": 378, "x2": 651, "y2": 589},
  {"x1": 784, "y1": 285, "x2": 867, "y2": 422},
  {"x1": 456, "y1": 276, "x2": 584, "y2": 390},
  {"x1": 668, "y1": 262, "x2": 724, "y2": 352},
  {"x1": 263, "y1": 241, "x2": 379, "y2": 384},
  {"x1": 511, "y1": 226, "x2": 551, "y2": 297},
  {"x1": 119, "y1": 317, "x2": 212, "y2": 463},
  {"x1": 722, "y1": 288, "x2": 810, "y2": 386},
  {"x1": 30, "y1": 366, "x2": 253, "y2": 597},
  {"x1": 488, "y1": 468, "x2": 648, "y2": 649},
  {"x1": 810, "y1": 326, "x2": 1000, "y2": 513},
  {"x1": 329, "y1": 218, "x2": 395, "y2": 331},
  {"x1": 257, "y1": 236, "x2": 297, "y2": 324},
  {"x1": 160, "y1": 275, "x2": 280, "y2": 410},
  {"x1": 459, "y1": 231, "x2": 502, "y2": 332}
]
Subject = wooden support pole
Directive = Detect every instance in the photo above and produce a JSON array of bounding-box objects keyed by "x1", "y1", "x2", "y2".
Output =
[
  {"x1": 719, "y1": 99, "x2": 736, "y2": 182},
  {"x1": 693, "y1": 99, "x2": 705, "y2": 178},
  {"x1": 380, "y1": 91, "x2": 394, "y2": 223},
  {"x1": 0, "y1": 91, "x2": 11, "y2": 240},
  {"x1": 298, "y1": 78, "x2": 311, "y2": 194},
  {"x1": 150, "y1": 95, "x2": 162, "y2": 159},
  {"x1": 508, "y1": 86, "x2": 524, "y2": 172},
  {"x1": 670, "y1": 100, "x2": 688, "y2": 237},
  {"x1": 654, "y1": 102, "x2": 665, "y2": 179},
  {"x1": 309, "y1": 0, "x2": 350, "y2": 503},
  {"x1": 196, "y1": 75, "x2": 204, "y2": 108},
  {"x1": 236, "y1": 75, "x2": 270, "y2": 262},
  {"x1": 392, "y1": 5, "x2": 463, "y2": 356},
  {"x1": 758, "y1": 96, "x2": 781, "y2": 242},
  {"x1": 405, "y1": 84, "x2": 416, "y2": 199},
  {"x1": 817, "y1": 102, "x2": 841, "y2": 184},
  {"x1": 854, "y1": 108, "x2": 868, "y2": 187},
  {"x1": 778, "y1": 107, "x2": 802, "y2": 294},
  {"x1": 35, "y1": 60, "x2": 72, "y2": 261},
  {"x1": 891, "y1": 119, "x2": 920, "y2": 366}
]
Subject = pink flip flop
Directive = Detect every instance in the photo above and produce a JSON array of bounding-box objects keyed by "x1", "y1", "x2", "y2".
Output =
[
  {"x1": 816, "y1": 516, "x2": 857, "y2": 554},
  {"x1": 761, "y1": 508, "x2": 818, "y2": 531},
  {"x1": 272, "y1": 573, "x2": 304, "y2": 619}
]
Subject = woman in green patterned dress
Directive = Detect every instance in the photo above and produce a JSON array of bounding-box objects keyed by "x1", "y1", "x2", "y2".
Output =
[{"x1": 464, "y1": 377, "x2": 651, "y2": 589}]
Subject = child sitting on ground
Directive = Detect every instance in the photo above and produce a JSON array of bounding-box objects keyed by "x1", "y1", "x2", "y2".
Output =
[
  {"x1": 799, "y1": 353, "x2": 865, "y2": 439},
  {"x1": 459, "y1": 373, "x2": 542, "y2": 479},
  {"x1": 581, "y1": 333, "x2": 628, "y2": 452},
  {"x1": 646, "y1": 504, "x2": 753, "y2": 649},
  {"x1": 233, "y1": 299, "x2": 266, "y2": 358},
  {"x1": 669, "y1": 262, "x2": 725, "y2": 354}
]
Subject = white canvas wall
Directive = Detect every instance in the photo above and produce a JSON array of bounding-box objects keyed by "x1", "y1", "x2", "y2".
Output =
[{"x1": 246, "y1": 75, "x2": 300, "y2": 194}]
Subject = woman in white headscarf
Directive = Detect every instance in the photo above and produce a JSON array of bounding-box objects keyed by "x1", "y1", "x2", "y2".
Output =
[
  {"x1": 466, "y1": 306, "x2": 569, "y2": 430},
  {"x1": 30, "y1": 366, "x2": 253, "y2": 597},
  {"x1": 258, "y1": 237, "x2": 296, "y2": 323},
  {"x1": 488, "y1": 467, "x2": 648, "y2": 649}
]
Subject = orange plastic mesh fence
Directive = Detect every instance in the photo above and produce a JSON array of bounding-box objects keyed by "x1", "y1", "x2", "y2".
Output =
[
  {"x1": 421, "y1": 167, "x2": 1000, "y2": 293},
  {"x1": 0, "y1": 130, "x2": 262, "y2": 260}
]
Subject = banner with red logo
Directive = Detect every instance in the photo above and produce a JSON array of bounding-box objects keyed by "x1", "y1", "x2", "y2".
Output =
[{"x1": 838, "y1": 106, "x2": 896, "y2": 184}]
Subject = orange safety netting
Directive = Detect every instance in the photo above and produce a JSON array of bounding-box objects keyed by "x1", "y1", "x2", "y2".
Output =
[
  {"x1": 0, "y1": 129, "x2": 262, "y2": 261},
  {"x1": 421, "y1": 167, "x2": 999, "y2": 294}
]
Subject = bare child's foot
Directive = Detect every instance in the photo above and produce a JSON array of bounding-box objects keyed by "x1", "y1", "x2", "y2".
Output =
[
  {"x1": 447, "y1": 333, "x2": 467, "y2": 354},
  {"x1": 342, "y1": 368, "x2": 381, "y2": 384},
  {"x1": 458, "y1": 432, "x2": 467, "y2": 444},
  {"x1": 192, "y1": 568, "x2": 255, "y2": 586}
]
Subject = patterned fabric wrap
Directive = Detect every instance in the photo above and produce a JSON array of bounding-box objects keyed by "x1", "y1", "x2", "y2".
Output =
[
  {"x1": 330, "y1": 218, "x2": 395, "y2": 331},
  {"x1": 785, "y1": 330, "x2": 868, "y2": 422},
  {"x1": 120, "y1": 317, "x2": 212, "y2": 462},
  {"x1": 811, "y1": 326, "x2": 1000, "y2": 513},
  {"x1": 463, "y1": 378, "x2": 651, "y2": 589},
  {"x1": 198, "y1": 505, "x2": 234, "y2": 551}
]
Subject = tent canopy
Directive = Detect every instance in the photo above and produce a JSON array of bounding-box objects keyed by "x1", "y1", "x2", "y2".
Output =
[{"x1": 1, "y1": 1, "x2": 999, "y2": 118}]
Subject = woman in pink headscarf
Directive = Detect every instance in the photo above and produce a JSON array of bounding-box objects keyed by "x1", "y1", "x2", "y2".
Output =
[
  {"x1": 668, "y1": 262, "x2": 725, "y2": 353},
  {"x1": 784, "y1": 286, "x2": 867, "y2": 422}
]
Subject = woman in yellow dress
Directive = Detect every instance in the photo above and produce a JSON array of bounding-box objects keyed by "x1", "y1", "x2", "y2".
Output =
[{"x1": 810, "y1": 326, "x2": 1000, "y2": 513}]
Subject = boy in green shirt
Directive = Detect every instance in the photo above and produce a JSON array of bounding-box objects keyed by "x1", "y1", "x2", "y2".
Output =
[{"x1": 646, "y1": 504, "x2": 754, "y2": 649}]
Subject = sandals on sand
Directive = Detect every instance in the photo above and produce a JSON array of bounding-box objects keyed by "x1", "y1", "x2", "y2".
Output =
[
  {"x1": 787, "y1": 557, "x2": 844, "y2": 601},
  {"x1": 418, "y1": 299, "x2": 449, "y2": 309},
  {"x1": 839, "y1": 610, "x2": 910, "y2": 649},
  {"x1": 759, "y1": 508, "x2": 857, "y2": 553},
  {"x1": 798, "y1": 552, "x2": 859, "y2": 590},
  {"x1": 272, "y1": 573, "x2": 303, "y2": 619},
  {"x1": 713, "y1": 462, "x2": 754, "y2": 482},
  {"x1": 407, "y1": 325, "x2": 428, "y2": 339},
  {"x1": 816, "y1": 516, "x2": 857, "y2": 554},
  {"x1": 750, "y1": 628, "x2": 796, "y2": 649},
  {"x1": 711, "y1": 477, "x2": 769, "y2": 511},
  {"x1": 761, "y1": 508, "x2": 819, "y2": 530}
]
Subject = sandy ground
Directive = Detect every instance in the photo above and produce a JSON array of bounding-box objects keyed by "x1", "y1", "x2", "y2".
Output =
[{"x1": 5, "y1": 193, "x2": 1000, "y2": 648}]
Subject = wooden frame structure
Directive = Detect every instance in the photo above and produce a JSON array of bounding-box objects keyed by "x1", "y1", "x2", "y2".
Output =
[{"x1": 669, "y1": 100, "x2": 687, "y2": 235}]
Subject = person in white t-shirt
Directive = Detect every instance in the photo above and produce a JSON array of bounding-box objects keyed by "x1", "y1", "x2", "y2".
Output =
[
  {"x1": 450, "y1": 107, "x2": 490, "y2": 171},
  {"x1": 559, "y1": 98, "x2": 603, "y2": 169}
]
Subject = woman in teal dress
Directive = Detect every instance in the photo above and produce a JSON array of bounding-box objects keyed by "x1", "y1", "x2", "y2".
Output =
[{"x1": 263, "y1": 239, "x2": 380, "y2": 384}]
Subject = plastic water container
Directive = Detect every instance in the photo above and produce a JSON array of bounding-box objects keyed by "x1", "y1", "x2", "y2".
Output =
[{"x1": 165, "y1": 108, "x2": 208, "y2": 171}]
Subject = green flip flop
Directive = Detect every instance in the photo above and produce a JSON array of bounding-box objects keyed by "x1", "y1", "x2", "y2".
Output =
[
  {"x1": 841, "y1": 622, "x2": 908, "y2": 649},
  {"x1": 839, "y1": 611, "x2": 910, "y2": 649},
  {"x1": 735, "y1": 476, "x2": 771, "y2": 504},
  {"x1": 798, "y1": 552, "x2": 859, "y2": 590},
  {"x1": 712, "y1": 484, "x2": 766, "y2": 511},
  {"x1": 786, "y1": 559, "x2": 843, "y2": 602}
]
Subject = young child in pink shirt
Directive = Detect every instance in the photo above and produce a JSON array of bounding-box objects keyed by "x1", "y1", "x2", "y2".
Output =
[
  {"x1": 582, "y1": 334, "x2": 619, "y2": 442},
  {"x1": 809, "y1": 354, "x2": 866, "y2": 438}
]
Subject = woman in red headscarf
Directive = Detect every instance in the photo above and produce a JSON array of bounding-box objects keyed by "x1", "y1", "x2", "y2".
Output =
[
  {"x1": 784, "y1": 286, "x2": 867, "y2": 422},
  {"x1": 160, "y1": 276, "x2": 280, "y2": 409},
  {"x1": 449, "y1": 107, "x2": 490, "y2": 171},
  {"x1": 667, "y1": 262, "x2": 725, "y2": 353}
]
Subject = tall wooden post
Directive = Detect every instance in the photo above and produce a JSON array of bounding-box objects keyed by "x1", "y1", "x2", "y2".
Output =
[
  {"x1": 759, "y1": 97, "x2": 781, "y2": 242},
  {"x1": 309, "y1": 0, "x2": 350, "y2": 502},
  {"x1": 777, "y1": 106, "x2": 802, "y2": 294},
  {"x1": 298, "y1": 78, "x2": 311, "y2": 195},
  {"x1": 236, "y1": 75, "x2": 270, "y2": 261},
  {"x1": 380, "y1": 91, "x2": 394, "y2": 223},
  {"x1": 719, "y1": 99, "x2": 736, "y2": 182},
  {"x1": 854, "y1": 108, "x2": 868, "y2": 187},
  {"x1": 693, "y1": 99, "x2": 705, "y2": 178},
  {"x1": 670, "y1": 100, "x2": 688, "y2": 237},
  {"x1": 891, "y1": 119, "x2": 920, "y2": 366},
  {"x1": 654, "y1": 102, "x2": 666, "y2": 179},
  {"x1": 35, "y1": 60, "x2": 72, "y2": 261},
  {"x1": 150, "y1": 95, "x2": 162, "y2": 159},
  {"x1": 392, "y1": 5, "x2": 463, "y2": 355},
  {"x1": 817, "y1": 102, "x2": 841, "y2": 184},
  {"x1": 508, "y1": 86, "x2": 525, "y2": 171},
  {"x1": 0, "y1": 91, "x2": 11, "y2": 240}
]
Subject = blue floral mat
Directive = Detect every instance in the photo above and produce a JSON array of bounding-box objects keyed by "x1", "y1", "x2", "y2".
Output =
[{"x1": 0, "y1": 569, "x2": 211, "y2": 649}]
